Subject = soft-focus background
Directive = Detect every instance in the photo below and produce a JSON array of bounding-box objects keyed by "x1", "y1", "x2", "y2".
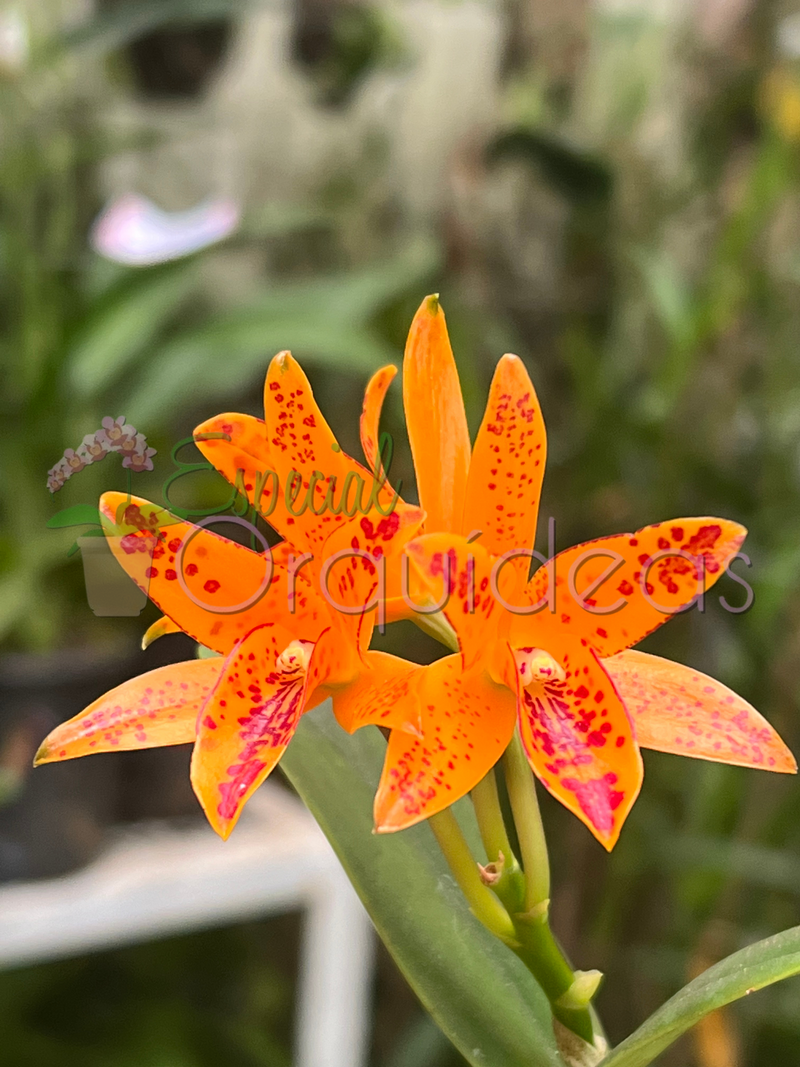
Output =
[{"x1": 4, "y1": 0, "x2": 800, "y2": 1063}]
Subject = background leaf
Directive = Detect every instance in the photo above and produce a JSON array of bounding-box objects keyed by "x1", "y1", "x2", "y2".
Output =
[
  {"x1": 600, "y1": 927, "x2": 800, "y2": 1067},
  {"x1": 46, "y1": 505, "x2": 102, "y2": 529},
  {"x1": 66, "y1": 261, "x2": 198, "y2": 399},
  {"x1": 280, "y1": 704, "x2": 563, "y2": 1067},
  {"x1": 125, "y1": 240, "x2": 439, "y2": 422}
]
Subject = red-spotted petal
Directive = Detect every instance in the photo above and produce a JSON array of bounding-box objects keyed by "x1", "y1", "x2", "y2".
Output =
[
  {"x1": 100, "y1": 493, "x2": 329, "y2": 656},
  {"x1": 405, "y1": 534, "x2": 507, "y2": 669},
  {"x1": 332, "y1": 650, "x2": 422, "y2": 735},
  {"x1": 193, "y1": 412, "x2": 282, "y2": 517},
  {"x1": 35, "y1": 658, "x2": 223, "y2": 763},
  {"x1": 462, "y1": 354, "x2": 546, "y2": 587},
  {"x1": 606, "y1": 650, "x2": 797, "y2": 773},
  {"x1": 321, "y1": 506, "x2": 425, "y2": 656},
  {"x1": 263, "y1": 352, "x2": 396, "y2": 555},
  {"x1": 374, "y1": 654, "x2": 517, "y2": 832},
  {"x1": 517, "y1": 636, "x2": 643, "y2": 850},
  {"x1": 190, "y1": 622, "x2": 321, "y2": 839},
  {"x1": 516, "y1": 519, "x2": 747, "y2": 657}
]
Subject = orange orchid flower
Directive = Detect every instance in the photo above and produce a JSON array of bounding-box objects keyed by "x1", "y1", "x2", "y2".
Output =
[
  {"x1": 36, "y1": 353, "x2": 424, "y2": 838},
  {"x1": 331, "y1": 296, "x2": 796, "y2": 849}
]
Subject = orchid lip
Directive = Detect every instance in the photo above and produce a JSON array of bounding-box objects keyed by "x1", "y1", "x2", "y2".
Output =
[{"x1": 514, "y1": 647, "x2": 566, "y2": 687}]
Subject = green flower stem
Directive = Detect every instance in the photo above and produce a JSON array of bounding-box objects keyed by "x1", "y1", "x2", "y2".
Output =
[
  {"x1": 471, "y1": 768, "x2": 526, "y2": 913},
  {"x1": 428, "y1": 809, "x2": 517, "y2": 944},
  {"x1": 513, "y1": 922, "x2": 595, "y2": 1043},
  {"x1": 471, "y1": 768, "x2": 513, "y2": 862},
  {"x1": 503, "y1": 729, "x2": 550, "y2": 910},
  {"x1": 503, "y1": 729, "x2": 596, "y2": 1045}
]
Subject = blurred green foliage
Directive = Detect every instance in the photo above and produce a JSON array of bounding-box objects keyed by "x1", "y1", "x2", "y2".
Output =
[{"x1": 0, "y1": 6, "x2": 436, "y2": 650}]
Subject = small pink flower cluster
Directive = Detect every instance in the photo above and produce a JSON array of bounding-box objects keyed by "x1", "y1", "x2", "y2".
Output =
[{"x1": 47, "y1": 417, "x2": 157, "y2": 493}]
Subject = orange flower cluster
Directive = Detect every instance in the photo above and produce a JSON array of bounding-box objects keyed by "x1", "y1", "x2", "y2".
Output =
[{"x1": 37, "y1": 298, "x2": 795, "y2": 848}]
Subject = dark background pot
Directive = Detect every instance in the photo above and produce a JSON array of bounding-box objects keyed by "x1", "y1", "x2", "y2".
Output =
[{"x1": 0, "y1": 633, "x2": 202, "y2": 883}]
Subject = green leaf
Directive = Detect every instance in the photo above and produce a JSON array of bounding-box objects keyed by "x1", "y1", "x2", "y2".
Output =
[
  {"x1": 221, "y1": 236, "x2": 439, "y2": 327},
  {"x1": 0, "y1": 572, "x2": 31, "y2": 644},
  {"x1": 656, "y1": 835, "x2": 800, "y2": 895},
  {"x1": 125, "y1": 242, "x2": 439, "y2": 423},
  {"x1": 66, "y1": 262, "x2": 198, "y2": 400},
  {"x1": 631, "y1": 249, "x2": 695, "y2": 350},
  {"x1": 46, "y1": 504, "x2": 102, "y2": 529},
  {"x1": 600, "y1": 926, "x2": 800, "y2": 1067},
  {"x1": 281, "y1": 704, "x2": 562, "y2": 1067},
  {"x1": 125, "y1": 321, "x2": 394, "y2": 424}
]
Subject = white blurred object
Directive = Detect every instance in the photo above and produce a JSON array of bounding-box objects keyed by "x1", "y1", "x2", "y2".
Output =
[
  {"x1": 0, "y1": 784, "x2": 374, "y2": 1067},
  {"x1": 100, "y1": 0, "x2": 504, "y2": 222},
  {"x1": 778, "y1": 14, "x2": 800, "y2": 59},
  {"x1": 0, "y1": 7, "x2": 28, "y2": 73},
  {"x1": 91, "y1": 193, "x2": 240, "y2": 266}
]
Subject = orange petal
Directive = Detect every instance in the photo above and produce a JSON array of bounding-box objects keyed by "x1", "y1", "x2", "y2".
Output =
[
  {"x1": 402, "y1": 296, "x2": 470, "y2": 534},
  {"x1": 405, "y1": 533, "x2": 507, "y2": 669},
  {"x1": 374, "y1": 654, "x2": 517, "y2": 832},
  {"x1": 606, "y1": 650, "x2": 797, "y2": 773},
  {"x1": 299, "y1": 624, "x2": 365, "y2": 714},
  {"x1": 321, "y1": 506, "x2": 425, "y2": 656},
  {"x1": 360, "y1": 365, "x2": 399, "y2": 494},
  {"x1": 35, "y1": 658, "x2": 223, "y2": 763},
  {"x1": 462, "y1": 355, "x2": 546, "y2": 586},
  {"x1": 141, "y1": 614, "x2": 182, "y2": 649},
  {"x1": 517, "y1": 636, "x2": 643, "y2": 850},
  {"x1": 357, "y1": 363, "x2": 424, "y2": 617},
  {"x1": 195, "y1": 415, "x2": 381, "y2": 586},
  {"x1": 190, "y1": 622, "x2": 317, "y2": 838},
  {"x1": 332, "y1": 650, "x2": 422, "y2": 735},
  {"x1": 193, "y1": 412, "x2": 281, "y2": 517},
  {"x1": 263, "y1": 352, "x2": 395, "y2": 555},
  {"x1": 516, "y1": 519, "x2": 747, "y2": 657},
  {"x1": 100, "y1": 493, "x2": 329, "y2": 656}
]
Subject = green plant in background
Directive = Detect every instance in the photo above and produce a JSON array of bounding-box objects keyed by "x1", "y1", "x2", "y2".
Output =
[{"x1": 0, "y1": 4, "x2": 437, "y2": 651}]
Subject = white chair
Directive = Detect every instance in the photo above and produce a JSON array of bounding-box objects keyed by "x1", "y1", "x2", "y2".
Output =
[{"x1": 0, "y1": 784, "x2": 374, "y2": 1067}]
